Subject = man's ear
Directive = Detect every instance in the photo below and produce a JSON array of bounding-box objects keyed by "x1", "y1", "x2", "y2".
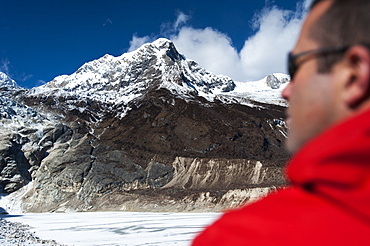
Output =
[{"x1": 342, "y1": 45, "x2": 370, "y2": 109}]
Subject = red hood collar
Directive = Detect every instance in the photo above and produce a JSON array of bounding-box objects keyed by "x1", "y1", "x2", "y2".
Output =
[{"x1": 286, "y1": 108, "x2": 370, "y2": 220}]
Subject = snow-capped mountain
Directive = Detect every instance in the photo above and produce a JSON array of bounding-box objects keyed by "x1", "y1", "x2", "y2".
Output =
[
  {"x1": 228, "y1": 73, "x2": 289, "y2": 107},
  {"x1": 0, "y1": 72, "x2": 54, "y2": 130},
  {"x1": 0, "y1": 38, "x2": 289, "y2": 213},
  {"x1": 0, "y1": 72, "x2": 20, "y2": 90},
  {"x1": 25, "y1": 38, "x2": 288, "y2": 119},
  {"x1": 29, "y1": 38, "x2": 235, "y2": 106}
]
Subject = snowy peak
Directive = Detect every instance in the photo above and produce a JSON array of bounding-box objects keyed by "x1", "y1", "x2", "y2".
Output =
[
  {"x1": 28, "y1": 38, "x2": 235, "y2": 105},
  {"x1": 0, "y1": 72, "x2": 20, "y2": 90},
  {"x1": 227, "y1": 73, "x2": 289, "y2": 107},
  {"x1": 265, "y1": 73, "x2": 290, "y2": 89},
  {"x1": 139, "y1": 38, "x2": 185, "y2": 61}
]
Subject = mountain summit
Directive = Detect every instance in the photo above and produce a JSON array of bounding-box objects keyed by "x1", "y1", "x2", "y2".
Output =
[
  {"x1": 0, "y1": 72, "x2": 20, "y2": 90},
  {"x1": 29, "y1": 38, "x2": 235, "y2": 107}
]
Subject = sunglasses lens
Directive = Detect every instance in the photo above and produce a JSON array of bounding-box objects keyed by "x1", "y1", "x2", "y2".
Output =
[
  {"x1": 288, "y1": 53, "x2": 296, "y2": 80},
  {"x1": 287, "y1": 45, "x2": 350, "y2": 81}
]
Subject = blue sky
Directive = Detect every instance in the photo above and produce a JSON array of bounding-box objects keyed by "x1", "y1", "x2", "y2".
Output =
[{"x1": 0, "y1": 0, "x2": 310, "y2": 88}]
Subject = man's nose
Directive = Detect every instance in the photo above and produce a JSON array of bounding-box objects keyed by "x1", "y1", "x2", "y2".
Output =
[{"x1": 281, "y1": 82, "x2": 292, "y2": 101}]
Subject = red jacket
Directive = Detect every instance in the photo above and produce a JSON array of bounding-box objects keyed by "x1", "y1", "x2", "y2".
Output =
[{"x1": 192, "y1": 109, "x2": 370, "y2": 245}]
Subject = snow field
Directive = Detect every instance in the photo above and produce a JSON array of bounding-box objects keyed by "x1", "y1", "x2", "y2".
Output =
[{"x1": 2, "y1": 211, "x2": 221, "y2": 246}]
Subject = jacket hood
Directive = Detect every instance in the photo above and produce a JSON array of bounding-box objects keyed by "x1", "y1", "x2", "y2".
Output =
[{"x1": 286, "y1": 108, "x2": 370, "y2": 221}]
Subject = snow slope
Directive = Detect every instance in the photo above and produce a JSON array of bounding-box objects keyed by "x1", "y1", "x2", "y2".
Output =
[
  {"x1": 227, "y1": 73, "x2": 289, "y2": 106},
  {"x1": 2, "y1": 212, "x2": 220, "y2": 246}
]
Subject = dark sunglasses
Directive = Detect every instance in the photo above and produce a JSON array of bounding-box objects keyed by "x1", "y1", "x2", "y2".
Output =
[{"x1": 287, "y1": 45, "x2": 350, "y2": 80}]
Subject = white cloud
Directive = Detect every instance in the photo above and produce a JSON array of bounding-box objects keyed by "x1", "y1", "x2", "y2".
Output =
[
  {"x1": 127, "y1": 1, "x2": 310, "y2": 82},
  {"x1": 36, "y1": 79, "x2": 47, "y2": 87},
  {"x1": 171, "y1": 27, "x2": 243, "y2": 80},
  {"x1": 15, "y1": 72, "x2": 33, "y2": 82},
  {"x1": 303, "y1": 0, "x2": 313, "y2": 10},
  {"x1": 173, "y1": 12, "x2": 190, "y2": 30},
  {"x1": 128, "y1": 35, "x2": 151, "y2": 52},
  {"x1": 239, "y1": 6, "x2": 304, "y2": 80},
  {"x1": 0, "y1": 58, "x2": 32, "y2": 83},
  {"x1": 0, "y1": 58, "x2": 10, "y2": 75},
  {"x1": 159, "y1": 11, "x2": 190, "y2": 37}
]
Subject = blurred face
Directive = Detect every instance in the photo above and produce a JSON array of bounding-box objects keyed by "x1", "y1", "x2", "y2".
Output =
[{"x1": 282, "y1": 0, "x2": 339, "y2": 154}]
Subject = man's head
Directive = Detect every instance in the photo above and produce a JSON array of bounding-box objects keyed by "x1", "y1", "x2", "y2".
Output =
[{"x1": 282, "y1": 0, "x2": 370, "y2": 154}]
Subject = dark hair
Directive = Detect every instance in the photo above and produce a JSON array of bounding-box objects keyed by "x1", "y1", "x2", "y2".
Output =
[{"x1": 309, "y1": 0, "x2": 370, "y2": 73}]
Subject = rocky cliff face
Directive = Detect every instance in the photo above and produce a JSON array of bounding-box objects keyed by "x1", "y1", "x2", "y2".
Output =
[
  {"x1": 0, "y1": 94, "x2": 61, "y2": 194},
  {"x1": 0, "y1": 39, "x2": 289, "y2": 213}
]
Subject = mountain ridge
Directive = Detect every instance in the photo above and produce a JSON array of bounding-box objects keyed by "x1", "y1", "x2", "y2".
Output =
[{"x1": 28, "y1": 39, "x2": 235, "y2": 104}]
